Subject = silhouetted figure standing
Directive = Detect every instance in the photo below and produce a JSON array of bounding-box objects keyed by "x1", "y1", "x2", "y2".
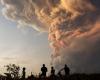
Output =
[
  {"x1": 22, "y1": 67, "x2": 26, "y2": 79},
  {"x1": 64, "y1": 64, "x2": 70, "y2": 76},
  {"x1": 41, "y1": 64, "x2": 48, "y2": 77},
  {"x1": 51, "y1": 66, "x2": 55, "y2": 76},
  {"x1": 50, "y1": 66, "x2": 57, "y2": 80}
]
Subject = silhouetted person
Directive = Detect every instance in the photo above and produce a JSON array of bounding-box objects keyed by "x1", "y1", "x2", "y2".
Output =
[
  {"x1": 51, "y1": 66, "x2": 55, "y2": 76},
  {"x1": 64, "y1": 64, "x2": 70, "y2": 76},
  {"x1": 41, "y1": 64, "x2": 48, "y2": 77},
  {"x1": 50, "y1": 66, "x2": 57, "y2": 80},
  {"x1": 22, "y1": 67, "x2": 26, "y2": 79}
]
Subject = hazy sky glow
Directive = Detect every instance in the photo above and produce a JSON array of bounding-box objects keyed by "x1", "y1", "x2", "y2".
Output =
[{"x1": 0, "y1": 6, "x2": 51, "y2": 75}]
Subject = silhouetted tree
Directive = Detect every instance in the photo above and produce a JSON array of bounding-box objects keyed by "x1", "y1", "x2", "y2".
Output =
[{"x1": 5, "y1": 64, "x2": 20, "y2": 78}]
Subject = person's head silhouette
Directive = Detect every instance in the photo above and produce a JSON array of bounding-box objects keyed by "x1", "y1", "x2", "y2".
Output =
[
  {"x1": 23, "y1": 67, "x2": 26, "y2": 71},
  {"x1": 43, "y1": 64, "x2": 45, "y2": 67},
  {"x1": 51, "y1": 66, "x2": 54, "y2": 70},
  {"x1": 65, "y1": 64, "x2": 67, "y2": 67}
]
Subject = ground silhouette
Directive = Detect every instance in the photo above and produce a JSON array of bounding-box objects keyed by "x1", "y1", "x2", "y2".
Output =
[{"x1": 0, "y1": 64, "x2": 99, "y2": 80}]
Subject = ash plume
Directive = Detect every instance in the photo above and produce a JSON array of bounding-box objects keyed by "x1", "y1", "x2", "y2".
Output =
[{"x1": 0, "y1": 0, "x2": 100, "y2": 73}]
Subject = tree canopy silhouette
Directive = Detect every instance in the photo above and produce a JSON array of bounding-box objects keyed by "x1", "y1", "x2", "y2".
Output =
[{"x1": 5, "y1": 64, "x2": 20, "y2": 78}]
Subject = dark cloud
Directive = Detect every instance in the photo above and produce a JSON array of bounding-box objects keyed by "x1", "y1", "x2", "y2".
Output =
[{"x1": 54, "y1": 31, "x2": 100, "y2": 73}]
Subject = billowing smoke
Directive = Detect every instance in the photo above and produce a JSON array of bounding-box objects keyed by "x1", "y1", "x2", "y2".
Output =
[{"x1": 0, "y1": 0, "x2": 100, "y2": 73}]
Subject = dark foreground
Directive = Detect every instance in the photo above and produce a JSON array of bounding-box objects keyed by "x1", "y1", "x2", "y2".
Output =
[
  {"x1": 0, "y1": 73, "x2": 100, "y2": 80},
  {"x1": 1, "y1": 64, "x2": 100, "y2": 80}
]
